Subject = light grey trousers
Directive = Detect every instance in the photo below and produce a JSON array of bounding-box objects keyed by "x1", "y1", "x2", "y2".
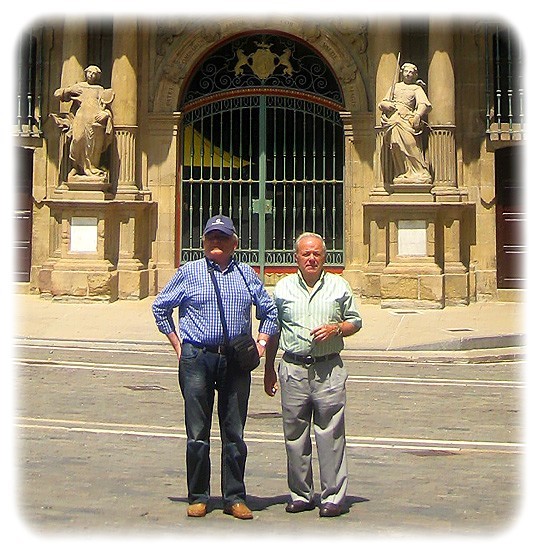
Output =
[{"x1": 278, "y1": 355, "x2": 348, "y2": 506}]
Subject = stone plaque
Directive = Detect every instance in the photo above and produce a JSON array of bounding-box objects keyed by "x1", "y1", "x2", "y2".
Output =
[
  {"x1": 397, "y1": 220, "x2": 427, "y2": 256},
  {"x1": 70, "y1": 217, "x2": 98, "y2": 252}
]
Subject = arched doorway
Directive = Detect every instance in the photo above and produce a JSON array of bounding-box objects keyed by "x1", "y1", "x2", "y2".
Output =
[{"x1": 177, "y1": 32, "x2": 345, "y2": 276}]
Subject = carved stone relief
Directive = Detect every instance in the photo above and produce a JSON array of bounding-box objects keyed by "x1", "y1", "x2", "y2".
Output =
[
  {"x1": 51, "y1": 65, "x2": 115, "y2": 182},
  {"x1": 378, "y1": 62, "x2": 432, "y2": 184},
  {"x1": 150, "y1": 19, "x2": 369, "y2": 113}
]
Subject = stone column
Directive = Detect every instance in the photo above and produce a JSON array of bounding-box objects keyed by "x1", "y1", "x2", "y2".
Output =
[
  {"x1": 58, "y1": 22, "x2": 87, "y2": 105},
  {"x1": 372, "y1": 20, "x2": 401, "y2": 195},
  {"x1": 428, "y1": 21, "x2": 459, "y2": 197},
  {"x1": 58, "y1": 22, "x2": 87, "y2": 183},
  {"x1": 340, "y1": 110, "x2": 373, "y2": 291},
  {"x1": 110, "y1": 19, "x2": 154, "y2": 300},
  {"x1": 111, "y1": 19, "x2": 139, "y2": 195}
]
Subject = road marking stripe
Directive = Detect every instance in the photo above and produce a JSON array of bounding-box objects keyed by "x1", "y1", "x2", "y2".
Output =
[
  {"x1": 17, "y1": 424, "x2": 521, "y2": 454},
  {"x1": 14, "y1": 341, "x2": 171, "y2": 356},
  {"x1": 16, "y1": 359, "x2": 175, "y2": 374},
  {"x1": 16, "y1": 417, "x2": 522, "y2": 453},
  {"x1": 347, "y1": 378, "x2": 521, "y2": 388},
  {"x1": 15, "y1": 359, "x2": 522, "y2": 388}
]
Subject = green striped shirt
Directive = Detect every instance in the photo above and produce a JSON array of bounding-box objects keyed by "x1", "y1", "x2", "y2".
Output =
[{"x1": 274, "y1": 270, "x2": 362, "y2": 356}]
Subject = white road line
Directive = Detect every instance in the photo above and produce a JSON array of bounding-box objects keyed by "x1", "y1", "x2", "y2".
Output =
[
  {"x1": 16, "y1": 417, "x2": 523, "y2": 453},
  {"x1": 347, "y1": 376, "x2": 522, "y2": 388},
  {"x1": 15, "y1": 358, "x2": 522, "y2": 388},
  {"x1": 14, "y1": 341, "x2": 171, "y2": 356},
  {"x1": 15, "y1": 359, "x2": 176, "y2": 374}
]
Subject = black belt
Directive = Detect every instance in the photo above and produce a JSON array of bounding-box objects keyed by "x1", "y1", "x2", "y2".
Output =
[
  {"x1": 283, "y1": 351, "x2": 339, "y2": 366},
  {"x1": 183, "y1": 340, "x2": 228, "y2": 355}
]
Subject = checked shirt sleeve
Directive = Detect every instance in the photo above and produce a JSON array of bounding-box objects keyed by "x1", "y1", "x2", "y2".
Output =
[
  {"x1": 239, "y1": 264, "x2": 279, "y2": 336},
  {"x1": 152, "y1": 268, "x2": 186, "y2": 335}
]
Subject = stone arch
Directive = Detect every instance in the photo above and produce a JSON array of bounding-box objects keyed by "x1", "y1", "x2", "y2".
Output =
[{"x1": 151, "y1": 19, "x2": 369, "y2": 113}]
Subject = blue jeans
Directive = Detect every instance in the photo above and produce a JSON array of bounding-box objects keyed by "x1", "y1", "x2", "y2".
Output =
[{"x1": 178, "y1": 343, "x2": 251, "y2": 506}]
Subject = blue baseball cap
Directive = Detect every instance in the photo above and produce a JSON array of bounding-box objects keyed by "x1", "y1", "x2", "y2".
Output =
[{"x1": 203, "y1": 215, "x2": 236, "y2": 236}]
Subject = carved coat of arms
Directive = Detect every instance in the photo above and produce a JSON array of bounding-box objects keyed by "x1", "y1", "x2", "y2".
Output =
[{"x1": 234, "y1": 41, "x2": 294, "y2": 80}]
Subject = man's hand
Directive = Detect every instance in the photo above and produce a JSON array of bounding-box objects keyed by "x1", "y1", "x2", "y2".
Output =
[
  {"x1": 166, "y1": 332, "x2": 182, "y2": 360},
  {"x1": 310, "y1": 323, "x2": 341, "y2": 342},
  {"x1": 264, "y1": 368, "x2": 278, "y2": 397},
  {"x1": 263, "y1": 334, "x2": 280, "y2": 396}
]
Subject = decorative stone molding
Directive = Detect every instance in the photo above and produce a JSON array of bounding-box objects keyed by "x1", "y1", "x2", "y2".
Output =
[
  {"x1": 372, "y1": 126, "x2": 392, "y2": 195},
  {"x1": 427, "y1": 125, "x2": 456, "y2": 188},
  {"x1": 362, "y1": 201, "x2": 475, "y2": 306},
  {"x1": 112, "y1": 125, "x2": 138, "y2": 191},
  {"x1": 38, "y1": 199, "x2": 156, "y2": 301},
  {"x1": 151, "y1": 19, "x2": 369, "y2": 113}
]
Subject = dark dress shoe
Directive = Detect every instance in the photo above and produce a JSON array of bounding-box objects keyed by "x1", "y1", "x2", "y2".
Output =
[
  {"x1": 285, "y1": 500, "x2": 316, "y2": 513},
  {"x1": 319, "y1": 503, "x2": 342, "y2": 517}
]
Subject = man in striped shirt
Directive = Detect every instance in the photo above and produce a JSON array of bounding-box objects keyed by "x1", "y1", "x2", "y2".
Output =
[
  {"x1": 152, "y1": 215, "x2": 278, "y2": 520},
  {"x1": 264, "y1": 232, "x2": 362, "y2": 518}
]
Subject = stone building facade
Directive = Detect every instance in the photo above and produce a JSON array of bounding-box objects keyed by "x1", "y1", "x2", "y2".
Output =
[{"x1": 14, "y1": 17, "x2": 525, "y2": 307}]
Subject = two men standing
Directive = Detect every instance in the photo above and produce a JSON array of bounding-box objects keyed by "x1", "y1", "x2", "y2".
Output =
[{"x1": 153, "y1": 218, "x2": 361, "y2": 519}]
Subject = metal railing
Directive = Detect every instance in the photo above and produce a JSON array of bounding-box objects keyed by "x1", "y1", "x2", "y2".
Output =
[
  {"x1": 486, "y1": 24, "x2": 524, "y2": 140},
  {"x1": 180, "y1": 94, "x2": 344, "y2": 269},
  {"x1": 15, "y1": 28, "x2": 42, "y2": 137}
]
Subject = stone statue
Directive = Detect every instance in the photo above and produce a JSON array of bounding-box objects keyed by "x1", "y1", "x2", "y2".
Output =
[
  {"x1": 378, "y1": 62, "x2": 432, "y2": 184},
  {"x1": 52, "y1": 65, "x2": 114, "y2": 180}
]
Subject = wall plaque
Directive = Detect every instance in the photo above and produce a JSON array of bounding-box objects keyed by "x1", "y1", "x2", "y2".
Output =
[
  {"x1": 70, "y1": 217, "x2": 98, "y2": 253},
  {"x1": 397, "y1": 220, "x2": 427, "y2": 256}
]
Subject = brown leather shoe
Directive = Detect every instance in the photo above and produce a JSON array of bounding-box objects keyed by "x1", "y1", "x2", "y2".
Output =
[
  {"x1": 285, "y1": 500, "x2": 316, "y2": 513},
  {"x1": 223, "y1": 502, "x2": 253, "y2": 520},
  {"x1": 187, "y1": 502, "x2": 207, "y2": 517},
  {"x1": 319, "y1": 503, "x2": 343, "y2": 517}
]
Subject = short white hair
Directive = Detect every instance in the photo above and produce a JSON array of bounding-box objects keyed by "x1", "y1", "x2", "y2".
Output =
[{"x1": 294, "y1": 232, "x2": 326, "y2": 254}]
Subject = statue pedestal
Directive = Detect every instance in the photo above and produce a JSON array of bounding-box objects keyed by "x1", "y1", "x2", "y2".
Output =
[
  {"x1": 431, "y1": 186, "x2": 469, "y2": 202},
  {"x1": 390, "y1": 180, "x2": 433, "y2": 194},
  {"x1": 363, "y1": 201, "x2": 475, "y2": 308},
  {"x1": 54, "y1": 178, "x2": 113, "y2": 201},
  {"x1": 38, "y1": 257, "x2": 118, "y2": 302},
  {"x1": 38, "y1": 196, "x2": 156, "y2": 301}
]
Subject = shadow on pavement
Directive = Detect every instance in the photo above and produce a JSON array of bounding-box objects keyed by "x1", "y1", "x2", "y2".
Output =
[{"x1": 168, "y1": 493, "x2": 369, "y2": 512}]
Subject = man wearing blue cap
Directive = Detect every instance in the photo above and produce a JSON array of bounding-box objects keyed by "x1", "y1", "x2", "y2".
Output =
[{"x1": 153, "y1": 215, "x2": 278, "y2": 519}]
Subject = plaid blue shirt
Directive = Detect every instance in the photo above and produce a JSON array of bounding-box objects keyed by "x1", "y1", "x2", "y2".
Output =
[{"x1": 152, "y1": 258, "x2": 278, "y2": 345}]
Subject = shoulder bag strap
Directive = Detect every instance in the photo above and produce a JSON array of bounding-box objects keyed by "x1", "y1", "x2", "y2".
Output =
[
  {"x1": 233, "y1": 260, "x2": 255, "y2": 304},
  {"x1": 206, "y1": 259, "x2": 230, "y2": 345},
  {"x1": 233, "y1": 261, "x2": 256, "y2": 331}
]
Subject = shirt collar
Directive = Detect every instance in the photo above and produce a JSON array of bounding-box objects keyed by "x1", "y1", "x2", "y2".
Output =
[
  {"x1": 297, "y1": 269, "x2": 326, "y2": 291},
  {"x1": 205, "y1": 256, "x2": 235, "y2": 274}
]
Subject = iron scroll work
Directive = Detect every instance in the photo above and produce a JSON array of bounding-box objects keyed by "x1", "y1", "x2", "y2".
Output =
[
  {"x1": 182, "y1": 34, "x2": 344, "y2": 108},
  {"x1": 180, "y1": 34, "x2": 345, "y2": 268}
]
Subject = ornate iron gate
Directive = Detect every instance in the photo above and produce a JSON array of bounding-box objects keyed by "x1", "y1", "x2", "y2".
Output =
[{"x1": 179, "y1": 33, "x2": 345, "y2": 272}]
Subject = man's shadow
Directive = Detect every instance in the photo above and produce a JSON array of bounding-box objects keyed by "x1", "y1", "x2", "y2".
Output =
[{"x1": 168, "y1": 494, "x2": 369, "y2": 513}]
